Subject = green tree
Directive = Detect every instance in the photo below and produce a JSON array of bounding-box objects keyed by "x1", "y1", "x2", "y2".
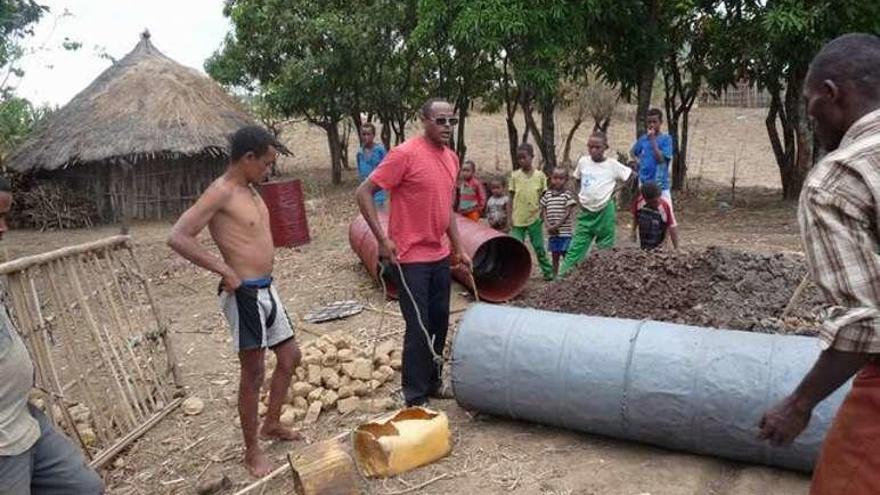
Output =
[
  {"x1": 0, "y1": 96, "x2": 52, "y2": 166},
  {"x1": 743, "y1": 0, "x2": 880, "y2": 199},
  {"x1": 207, "y1": 0, "x2": 367, "y2": 184},
  {"x1": 0, "y1": 1, "x2": 45, "y2": 95}
]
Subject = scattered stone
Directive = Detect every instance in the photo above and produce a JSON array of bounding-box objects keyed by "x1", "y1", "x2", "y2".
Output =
[
  {"x1": 321, "y1": 368, "x2": 340, "y2": 390},
  {"x1": 374, "y1": 354, "x2": 391, "y2": 366},
  {"x1": 337, "y1": 349, "x2": 355, "y2": 363},
  {"x1": 258, "y1": 402, "x2": 268, "y2": 416},
  {"x1": 351, "y1": 380, "x2": 369, "y2": 397},
  {"x1": 308, "y1": 387, "x2": 325, "y2": 402},
  {"x1": 294, "y1": 366, "x2": 307, "y2": 381},
  {"x1": 340, "y1": 374, "x2": 352, "y2": 387},
  {"x1": 112, "y1": 457, "x2": 126, "y2": 470},
  {"x1": 337, "y1": 397, "x2": 362, "y2": 415},
  {"x1": 195, "y1": 474, "x2": 233, "y2": 495},
  {"x1": 77, "y1": 427, "x2": 97, "y2": 447},
  {"x1": 348, "y1": 358, "x2": 374, "y2": 380},
  {"x1": 293, "y1": 397, "x2": 309, "y2": 410},
  {"x1": 182, "y1": 397, "x2": 205, "y2": 416},
  {"x1": 291, "y1": 382, "x2": 314, "y2": 398},
  {"x1": 374, "y1": 341, "x2": 396, "y2": 358},
  {"x1": 368, "y1": 397, "x2": 396, "y2": 413},
  {"x1": 338, "y1": 385, "x2": 355, "y2": 399},
  {"x1": 321, "y1": 348, "x2": 338, "y2": 367},
  {"x1": 304, "y1": 401, "x2": 323, "y2": 424},
  {"x1": 390, "y1": 358, "x2": 402, "y2": 371},
  {"x1": 321, "y1": 389, "x2": 339, "y2": 408},
  {"x1": 280, "y1": 408, "x2": 297, "y2": 427},
  {"x1": 307, "y1": 365, "x2": 323, "y2": 386},
  {"x1": 302, "y1": 353, "x2": 321, "y2": 366},
  {"x1": 373, "y1": 365, "x2": 394, "y2": 383},
  {"x1": 368, "y1": 380, "x2": 382, "y2": 392}
]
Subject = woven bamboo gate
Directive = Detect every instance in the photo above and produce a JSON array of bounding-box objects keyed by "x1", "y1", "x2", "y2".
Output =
[{"x1": 0, "y1": 235, "x2": 182, "y2": 469}]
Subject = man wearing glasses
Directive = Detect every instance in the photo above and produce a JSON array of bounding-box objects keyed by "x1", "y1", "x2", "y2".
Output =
[{"x1": 356, "y1": 98, "x2": 472, "y2": 407}]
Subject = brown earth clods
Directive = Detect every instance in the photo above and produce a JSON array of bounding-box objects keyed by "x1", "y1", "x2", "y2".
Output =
[{"x1": 524, "y1": 246, "x2": 825, "y2": 335}]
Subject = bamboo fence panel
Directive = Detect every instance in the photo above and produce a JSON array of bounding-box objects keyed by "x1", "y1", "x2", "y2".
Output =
[{"x1": 0, "y1": 235, "x2": 182, "y2": 469}]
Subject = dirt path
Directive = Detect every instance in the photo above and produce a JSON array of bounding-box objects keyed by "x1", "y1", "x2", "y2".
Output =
[{"x1": 6, "y1": 169, "x2": 811, "y2": 495}]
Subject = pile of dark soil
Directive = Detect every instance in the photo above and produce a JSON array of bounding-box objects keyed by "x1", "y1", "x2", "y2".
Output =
[{"x1": 522, "y1": 247, "x2": 825, "y2": 335}]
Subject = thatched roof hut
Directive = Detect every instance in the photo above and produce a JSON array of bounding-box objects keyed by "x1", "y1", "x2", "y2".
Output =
[{"x1": 7, "y1": 30, "x2": 259, "y2": 223}]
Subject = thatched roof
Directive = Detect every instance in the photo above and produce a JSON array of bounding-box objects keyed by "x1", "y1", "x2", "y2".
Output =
[{"x1": 7, "y1": 31, "x2": 259, "y2": 173}]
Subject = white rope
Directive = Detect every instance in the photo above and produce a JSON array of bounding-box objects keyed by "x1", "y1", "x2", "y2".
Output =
[{"x1": 379, "y1": 261, "x2": 444, "y2": 366}]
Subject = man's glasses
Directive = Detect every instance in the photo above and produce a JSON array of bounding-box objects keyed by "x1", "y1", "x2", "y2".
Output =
[{"x1": 431, "y1": 117, "x2": 459, "y2": 126}]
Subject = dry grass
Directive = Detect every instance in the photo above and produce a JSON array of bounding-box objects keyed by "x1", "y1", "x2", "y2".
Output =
[
  {"x1": 275, "y1": 104, "x2": 781, "y2": 190},
  {"x1": 8, "y1": 32, "x2": 257, "y2": 172}
]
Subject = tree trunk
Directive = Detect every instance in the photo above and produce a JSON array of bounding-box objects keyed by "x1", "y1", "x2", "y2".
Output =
[
  {"x1": 379, "y1": 117, "x2": 392, "y2": 150},
  {"x1": 539, "y1": 93, "x2": 557, "y2": 174},
  {"x1": 635, "y1": 63, "x2": 656, "y2": 138},
  {"x1": 456, "y1": 98, "x2": 468, "y2": 160},
  {"x1": 323, "y1": 122, "x2": 343, "y2": 185},
  {"x1": 767, "y1": 68, "x2": 811, "y2": 200},
  {"x1": 506, "y1": 116, "x2": 520, "y2": 170},
  {"x1": 340, "y1": 119, "x2": 352, "y2": 170},
  {"x1": 562, "y1": 119, "x2": 583, "y2": 167},
  {"x1": 675, "y1": 109, "x2": 690, "y2": 190}
]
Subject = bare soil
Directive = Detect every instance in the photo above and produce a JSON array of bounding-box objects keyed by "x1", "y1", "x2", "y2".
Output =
[
  {"x1": 4, "y1": 107, "x2": 813, "y2": 494},
  {"x1": 524, "y1": 246, "x2": 823, "y2": 335}
]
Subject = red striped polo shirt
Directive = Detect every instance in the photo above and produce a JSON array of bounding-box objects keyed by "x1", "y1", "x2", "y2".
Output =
[{"x1": 370, "y1": 136, "x2": 459, "y2": 263}]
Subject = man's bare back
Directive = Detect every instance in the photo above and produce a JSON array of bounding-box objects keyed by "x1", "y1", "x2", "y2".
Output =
[{"x1": 208, "y1": 177, "x2": 275, "y2": 280}]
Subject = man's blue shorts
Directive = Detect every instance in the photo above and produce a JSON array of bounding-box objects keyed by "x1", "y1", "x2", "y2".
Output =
[{"x1": 548, "y1": 235, "x2": 572, "y2": 254}]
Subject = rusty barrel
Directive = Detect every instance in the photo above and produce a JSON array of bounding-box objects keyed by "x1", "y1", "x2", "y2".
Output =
[
  {"x1": 450, "y1": 215, "x2": 531, "y2": 302},
  {"x1": 349, "y1": 212, "x2": 531, "y2": 302},
  {"x1": 260, "y1": 179, "x2": 310, "y2": 247},
  {"x1": 349, "y1": 213, "x2": 398, "y2": 298}
]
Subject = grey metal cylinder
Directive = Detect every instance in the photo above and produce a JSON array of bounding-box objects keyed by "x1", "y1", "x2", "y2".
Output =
[{"x1": 451, "y1": 304, "x2": 850, "y2": 472}]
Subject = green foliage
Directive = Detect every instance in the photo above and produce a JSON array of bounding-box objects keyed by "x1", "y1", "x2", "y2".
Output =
[{"x1": 0, "y1": 96, "x2": 52, "y2": 162}]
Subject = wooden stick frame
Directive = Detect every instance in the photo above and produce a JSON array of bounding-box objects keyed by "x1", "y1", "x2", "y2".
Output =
[{"x1": 0, "y1": 236, "x2": 182, "y2": 467}]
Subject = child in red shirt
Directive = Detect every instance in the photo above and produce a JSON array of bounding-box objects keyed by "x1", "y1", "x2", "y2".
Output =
[
  {"x1": 455, "y1": 160, "x2": 486, "y2": 221},
  {"x1": 631, "y1": 182, "x2": 679, "y2": 250}
]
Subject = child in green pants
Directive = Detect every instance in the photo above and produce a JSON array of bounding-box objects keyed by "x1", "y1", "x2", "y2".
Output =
[
  {"x1": 559, "y1": 132, "x2": 633, "y2": 277},
  {"x1": 507, "y1": 143, "x2": 554, "y2": 280}
]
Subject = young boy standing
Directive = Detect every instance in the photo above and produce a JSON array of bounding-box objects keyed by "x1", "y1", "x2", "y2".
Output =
[
  {"x1": 631, "y1": 108, "x2": 674, "y2": 210},
  {"x1": 540, "y1": 168, "x2": 577, "y2": 276},
  {"x1": 559, "y1": 132, "x2": 633, "y2": 277},
  {"x1": 357, "y1": 123, "x2": 388, "y2": 207},
  {"x1": 508, "y1": 143, "x2": 554, "y2": 280},
  {"x1": 631, "y1": 182, "x2": 679, "y2": 251}
]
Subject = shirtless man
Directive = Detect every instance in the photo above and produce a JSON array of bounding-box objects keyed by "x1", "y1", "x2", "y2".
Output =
[{"x1": 168, "y1": 126, "x2": 301, "y2": 477}]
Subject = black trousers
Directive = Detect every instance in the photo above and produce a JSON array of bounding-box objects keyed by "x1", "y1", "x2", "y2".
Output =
[{"x1": 386, "y1": 259, "x2": 451, "y2": 406}]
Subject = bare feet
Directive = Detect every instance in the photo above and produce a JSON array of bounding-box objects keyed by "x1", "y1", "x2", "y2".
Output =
[
  {"x1": 259, "y1": 422, "x2": 303, "y2": 442},
  {"x1": 244, "y1": 447, "x2": 272, "y2": 478}
]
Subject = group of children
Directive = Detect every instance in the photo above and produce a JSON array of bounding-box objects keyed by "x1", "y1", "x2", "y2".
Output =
[{"x1": 358, "y1": 109, "x2": 680, "y2": 281}]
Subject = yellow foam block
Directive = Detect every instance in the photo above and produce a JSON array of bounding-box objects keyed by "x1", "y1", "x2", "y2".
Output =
[{"x1": 352, "y1": 406, "x2": 452, "y2": 478}]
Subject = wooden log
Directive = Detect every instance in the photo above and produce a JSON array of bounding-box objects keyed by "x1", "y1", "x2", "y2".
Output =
[
  {"x1": 0, "y1": 236, "x2": 130, "y2": 275},
  {"x1": 288, "y1": 438, "x2": 360, "y2": 495},
  {"x1": 88, "y1": 397, "x2": 183, "y2": 470}
]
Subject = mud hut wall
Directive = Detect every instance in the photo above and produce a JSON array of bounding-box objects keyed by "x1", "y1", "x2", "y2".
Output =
[{"x1": 51, "y1": 157, "x2": 226, "y2": 223}]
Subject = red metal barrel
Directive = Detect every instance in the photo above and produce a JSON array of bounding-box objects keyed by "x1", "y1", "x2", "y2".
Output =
[
  {"x1": 349, "y1": 212, "x2": 531, "y2": 302},
  {"x1": 450, "y1": 214, "x2": 532, "y2": 302},
  {"x1": 260, "y1": 179, "x2": 310, "y2": 248},
  {"x1": 348, "y1": 213, "x2": 398, "y2": 298}
]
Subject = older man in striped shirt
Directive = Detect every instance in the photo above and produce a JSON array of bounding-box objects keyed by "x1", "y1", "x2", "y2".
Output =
[{"x1": 757, "y1": 33, "x2": 880, "y2": 494}]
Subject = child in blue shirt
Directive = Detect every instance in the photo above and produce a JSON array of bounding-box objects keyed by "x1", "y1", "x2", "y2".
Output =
[
  {"x1": 357, "y1": 122, "x2": 387, "y2": 206},
  {"x1": 631, "y1": 108, "x2": 674, "y2": 211}
]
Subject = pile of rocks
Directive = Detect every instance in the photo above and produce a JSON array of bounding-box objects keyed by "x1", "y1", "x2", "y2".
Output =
[{"x1": 264, "y1": 332, "x2": 402, "y2": 426}]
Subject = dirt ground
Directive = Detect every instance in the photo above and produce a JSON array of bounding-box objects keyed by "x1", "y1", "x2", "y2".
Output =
[
  {"x1": 525, "y1": 246, "x2": 823, "y2": 335},
  {"x1": 5, "y1": 106, "x2": 814, "y2": 494}
]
